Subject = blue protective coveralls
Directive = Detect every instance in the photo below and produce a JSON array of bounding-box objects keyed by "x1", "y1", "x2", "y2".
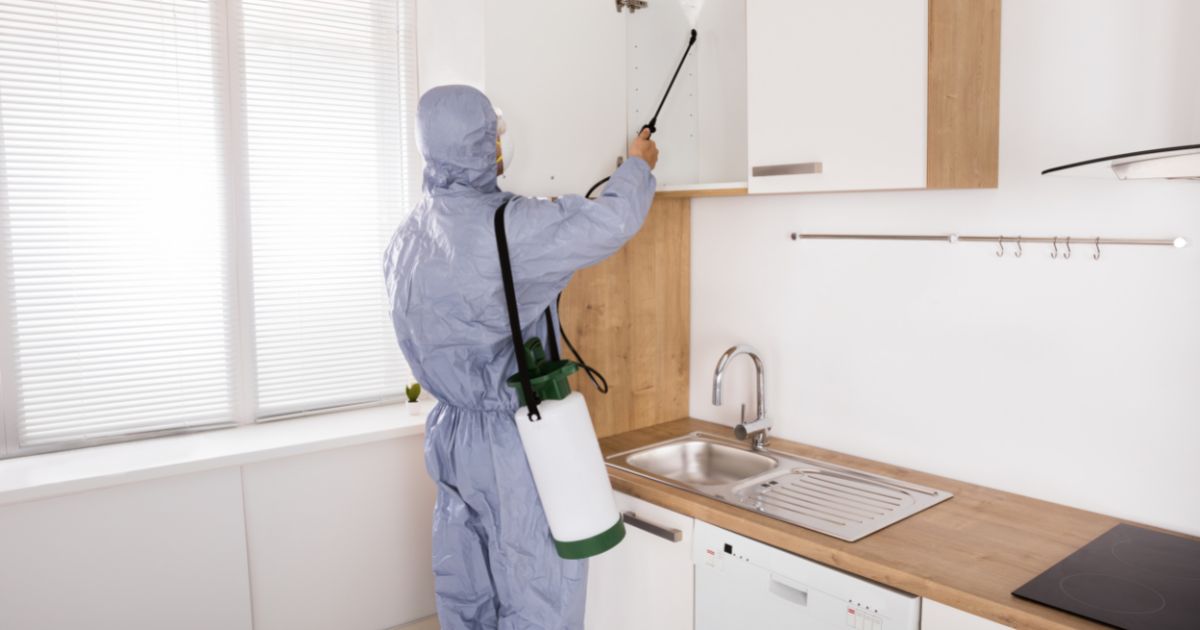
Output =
[{"x1": 383, "y1": 85, "x2": 656, "y2": 629}]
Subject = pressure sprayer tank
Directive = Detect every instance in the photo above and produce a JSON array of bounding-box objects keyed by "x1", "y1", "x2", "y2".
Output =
[{"x1": 506, "y1": 338, "x2": 625, "y2": 559}]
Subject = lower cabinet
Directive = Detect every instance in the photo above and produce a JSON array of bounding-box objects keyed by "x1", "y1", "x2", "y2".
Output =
[
  {"x1": 0, "y1": 469, "x2": 253, "y2": 630},
  {"x1": 921, "y1": 599, "x2": 1012, "y2": 630},
  {"x1": 583, "y1": 498, "x2": 1014, "y2": 630},
  {"x1": 585, "y1": 492, "x2": 694, "y2": 630}
]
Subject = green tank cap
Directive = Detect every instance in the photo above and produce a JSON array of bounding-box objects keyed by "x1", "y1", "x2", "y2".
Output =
[{"x1": 505, "y1": 337, "x2": 578, "y2": 406}]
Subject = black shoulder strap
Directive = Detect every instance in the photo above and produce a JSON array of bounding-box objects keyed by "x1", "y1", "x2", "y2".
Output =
[
  {"x1": 545, "y1": 303, "x2": 560, "y2": 363},
  {"x1": 494, "y1": 201, "x2": 541, "y2": 420}
]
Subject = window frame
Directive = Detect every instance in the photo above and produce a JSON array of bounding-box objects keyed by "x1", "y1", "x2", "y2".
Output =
[{"x1": 0, "y1": 0, "x2": 418, "y2": 459}]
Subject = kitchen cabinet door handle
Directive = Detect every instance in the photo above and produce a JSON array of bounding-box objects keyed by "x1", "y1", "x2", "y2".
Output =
[
  {"x1": 622, "y1": 511, "x2": 683, "y2": 542},
  {"x1": 752, "y1": 162, "x2": 824, "y2": 177}
]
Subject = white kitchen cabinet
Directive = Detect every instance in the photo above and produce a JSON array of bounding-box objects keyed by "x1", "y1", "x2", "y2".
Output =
[
  {"x1": 479, "y1": 0, "x2": 747, "y2": 196},
  {"x1": 484, "y1": 0, "x2": 627, "y2": 198},
  {"x1": 921, "y1": 599, "x2": 1012, "y2": 630},
  {"x1": 585, "y1": 492, "x2": 694, "y2": 630},
  {"x1": 747, "y1": 0, "x2": 929, "y2": 194},
  {"x1": 746, "y1": 0, "x2": 1000, "y2": 194},
  {"x1": 241, "y1": 438, "x2": 436, "y2": 630},
  {"x1": 0, "y1": 469, "x2": 253, "y2": 630}
]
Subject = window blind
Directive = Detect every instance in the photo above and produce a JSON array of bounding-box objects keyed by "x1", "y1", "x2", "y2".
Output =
[
  {"x1": 0, "y1": 0, "x2": 235, "y2": 447},
  {"x1": 240, "y1": 0, "x2": 417, "y2": 417}
]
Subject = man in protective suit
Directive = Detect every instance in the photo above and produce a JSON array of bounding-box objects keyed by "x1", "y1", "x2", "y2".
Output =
[{"x1": 383, "y1": 84, "x2": 659, "y2": 629}]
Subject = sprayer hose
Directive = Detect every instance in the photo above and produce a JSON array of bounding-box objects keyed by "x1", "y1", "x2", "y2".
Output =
[{"x1": 585, "y1": 176, "x2": 611, "y2": 199}]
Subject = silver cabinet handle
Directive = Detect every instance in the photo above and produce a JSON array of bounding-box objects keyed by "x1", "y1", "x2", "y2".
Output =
[
  {"x1": 752, "y1": 162, "x2": 823, "y2": 177},
  {"x1": 622, "y1": 511, "x2": 683, "y2": 542}
]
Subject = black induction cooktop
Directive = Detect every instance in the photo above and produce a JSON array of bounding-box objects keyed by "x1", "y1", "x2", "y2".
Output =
[{"x1": 1013, "y1": 524, "x2": 1200, "y2": 630}]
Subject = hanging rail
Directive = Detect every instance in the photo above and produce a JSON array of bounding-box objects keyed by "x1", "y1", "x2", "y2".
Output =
[{"x1": 789, "y1": 232, "x2": 1188, "y2": 258}]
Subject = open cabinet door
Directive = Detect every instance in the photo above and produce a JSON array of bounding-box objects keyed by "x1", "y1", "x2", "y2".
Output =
[{"x1": 484, "y1": 0, "x2": 627, "y2": 198}]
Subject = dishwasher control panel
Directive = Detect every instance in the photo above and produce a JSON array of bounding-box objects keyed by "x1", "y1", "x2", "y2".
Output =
[
  {"x1": 693, "y1": 521, "x2": 920, "y2": 630},
  {"x1": 846, "y1": 603, "x2": 884, "y2": 629}
]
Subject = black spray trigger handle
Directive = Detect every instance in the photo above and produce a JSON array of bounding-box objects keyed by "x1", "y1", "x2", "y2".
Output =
[{"x1": 640, "y1": 122, "x2": 656, "y2": 137}]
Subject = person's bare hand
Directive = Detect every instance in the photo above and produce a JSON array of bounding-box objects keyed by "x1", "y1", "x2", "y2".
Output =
[{"x1": 628, "y1": 128, "x2": 659, "y2": 170}]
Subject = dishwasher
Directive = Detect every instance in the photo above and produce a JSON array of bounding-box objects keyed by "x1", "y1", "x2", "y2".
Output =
[{"x1": 693, "y1": 522, "x2": 921, "y2": 630}]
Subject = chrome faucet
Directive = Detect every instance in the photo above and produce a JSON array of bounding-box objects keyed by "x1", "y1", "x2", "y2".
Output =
[{"x1": 712, "y1": 345, "x2": 770, "y2": 450}]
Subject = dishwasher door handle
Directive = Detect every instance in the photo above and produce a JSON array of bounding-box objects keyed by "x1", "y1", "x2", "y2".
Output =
[
  {"x1": 769, "y1": 574, "x2": 809, "y2": 606},
  {"x1": 622, "y1": 511, "x2": 683, "y2": 542}
]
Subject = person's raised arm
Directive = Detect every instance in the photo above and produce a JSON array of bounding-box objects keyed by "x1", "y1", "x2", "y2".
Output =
[{"x1": 502, "y1": 130, "x2": 659, "y2": 282}]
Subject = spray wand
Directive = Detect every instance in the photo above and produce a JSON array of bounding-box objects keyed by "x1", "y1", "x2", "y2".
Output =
[
  {"x1": 642, "y1": 28, "x2": 698, "y2": 136},
  {"x1": 586, "y1": 28, "x2": 698, "y2": 198}
]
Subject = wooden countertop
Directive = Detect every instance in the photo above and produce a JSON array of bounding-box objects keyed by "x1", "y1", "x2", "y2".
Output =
[{"x1": 601, "y1": 419, "x2": 1177, "y2": 630}]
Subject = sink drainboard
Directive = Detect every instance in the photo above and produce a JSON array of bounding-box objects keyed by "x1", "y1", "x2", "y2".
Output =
[{"x1": 733, "y1": 468, "x2": 941, "y2": 541}]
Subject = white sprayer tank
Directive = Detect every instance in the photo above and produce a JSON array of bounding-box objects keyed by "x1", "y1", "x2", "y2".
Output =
[{"x1": 514, "y1": 392, "x2": 625, "y2": 558}]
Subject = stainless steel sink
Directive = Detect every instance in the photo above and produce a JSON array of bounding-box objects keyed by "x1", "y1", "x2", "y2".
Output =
[
  {"x1": 624, "y1": 438, "x2": 777, "y2": 485},
  {"x1": 607, "y1": 432, "x2": 953, "y2": 542}
]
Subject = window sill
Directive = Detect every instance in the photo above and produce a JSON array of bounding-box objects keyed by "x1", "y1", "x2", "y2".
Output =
[{"x1": 0, "y1": 403, "x2": 430, "y2": 507}]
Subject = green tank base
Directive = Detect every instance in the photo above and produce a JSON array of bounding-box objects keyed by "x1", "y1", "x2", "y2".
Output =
[{"x1": 553, "y1": 517, "x2": 626, "y2": 559}]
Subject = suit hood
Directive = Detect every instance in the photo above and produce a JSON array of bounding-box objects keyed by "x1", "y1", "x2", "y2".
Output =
[{"x1": 416, "y1": 85, "x2": 500, "y2": 195}]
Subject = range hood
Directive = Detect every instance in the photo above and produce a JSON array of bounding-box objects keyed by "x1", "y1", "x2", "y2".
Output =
[{"x1": 1042, "y1": 144, "x2": 1200, "y2": 180}]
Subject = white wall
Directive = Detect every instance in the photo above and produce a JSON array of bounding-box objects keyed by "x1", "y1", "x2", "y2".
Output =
[
  {"x1": 689, "y1": 0, "x2": 1200, "y2": 536},
  {"x1": 416, "y1": 0, "x2": 485, "y2": 92}
]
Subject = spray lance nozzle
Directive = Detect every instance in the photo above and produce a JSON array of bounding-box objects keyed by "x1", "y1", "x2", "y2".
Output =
[{"x1": 641, "y1": 28, "x2": 699, "y2": 136}]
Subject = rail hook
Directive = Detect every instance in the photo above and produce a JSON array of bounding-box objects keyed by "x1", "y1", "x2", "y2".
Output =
[
  {"x1": 1015, "y1": 236, "x2": 1023, "y2": 258},
  {"x1": 995, "y1": 236, "x2": 1005, "y2": 258},
  {"x1": 1093, "y1": 237, "x2": 1101, "y2": 261},
  {"x1": 1064, "y1": 236, "x2": 1072, "y2": 260},
  {"x1": 1051, "y1": 236, "x2": 1059, "y2": 259}
]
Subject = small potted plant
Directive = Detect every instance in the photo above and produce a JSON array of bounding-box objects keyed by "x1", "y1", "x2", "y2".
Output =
[{"x1": 405, "y1": 383, "x2": 423, "y2": 416}]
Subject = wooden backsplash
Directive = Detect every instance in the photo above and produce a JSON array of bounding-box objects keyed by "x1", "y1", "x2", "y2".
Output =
[{"x1": 559, "y1": 196, "x2": 691, "y2": 438}]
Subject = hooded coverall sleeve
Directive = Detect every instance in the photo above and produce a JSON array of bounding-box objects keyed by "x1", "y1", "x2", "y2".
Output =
[{"x1": 502, "y1": 157, "x2": 656, "y2": 282}]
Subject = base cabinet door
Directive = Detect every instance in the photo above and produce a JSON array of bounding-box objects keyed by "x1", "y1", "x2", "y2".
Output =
[
  {"x1": 921, "y1": 599, "x2": 1012, "y2": 630},
  {"x1": 585, "y1": 492, "x2": 694, "y2": 630}
]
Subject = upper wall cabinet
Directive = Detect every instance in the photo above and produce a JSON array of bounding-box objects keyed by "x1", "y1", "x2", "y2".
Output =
[
  {"x1": 484, "y1": 0, "x2": 628, "y2": 198},
  {"x1": 479, "y1": 0, "x2": 997, "y2": 197},
  {"x1": 746, "y1": 0, "x2": 1000, "y2": 194}
]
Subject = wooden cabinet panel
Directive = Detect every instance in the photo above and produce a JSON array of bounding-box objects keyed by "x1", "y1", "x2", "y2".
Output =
[
  {"x1": 560, "y1": 197, "x2": 691, "y2": 438},
  {"x1": 926, "y1": 0, "x2": 1002, "y2": 189}
]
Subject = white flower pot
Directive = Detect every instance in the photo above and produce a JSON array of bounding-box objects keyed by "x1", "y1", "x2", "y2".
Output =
[{"x1": 406, "y1": 401, "x2": 423, "y2": 416}]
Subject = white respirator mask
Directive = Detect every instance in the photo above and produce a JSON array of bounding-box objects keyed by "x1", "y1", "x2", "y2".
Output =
[{"x1": 495, "y1": 109, "x2": 515, "y2": 175}]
